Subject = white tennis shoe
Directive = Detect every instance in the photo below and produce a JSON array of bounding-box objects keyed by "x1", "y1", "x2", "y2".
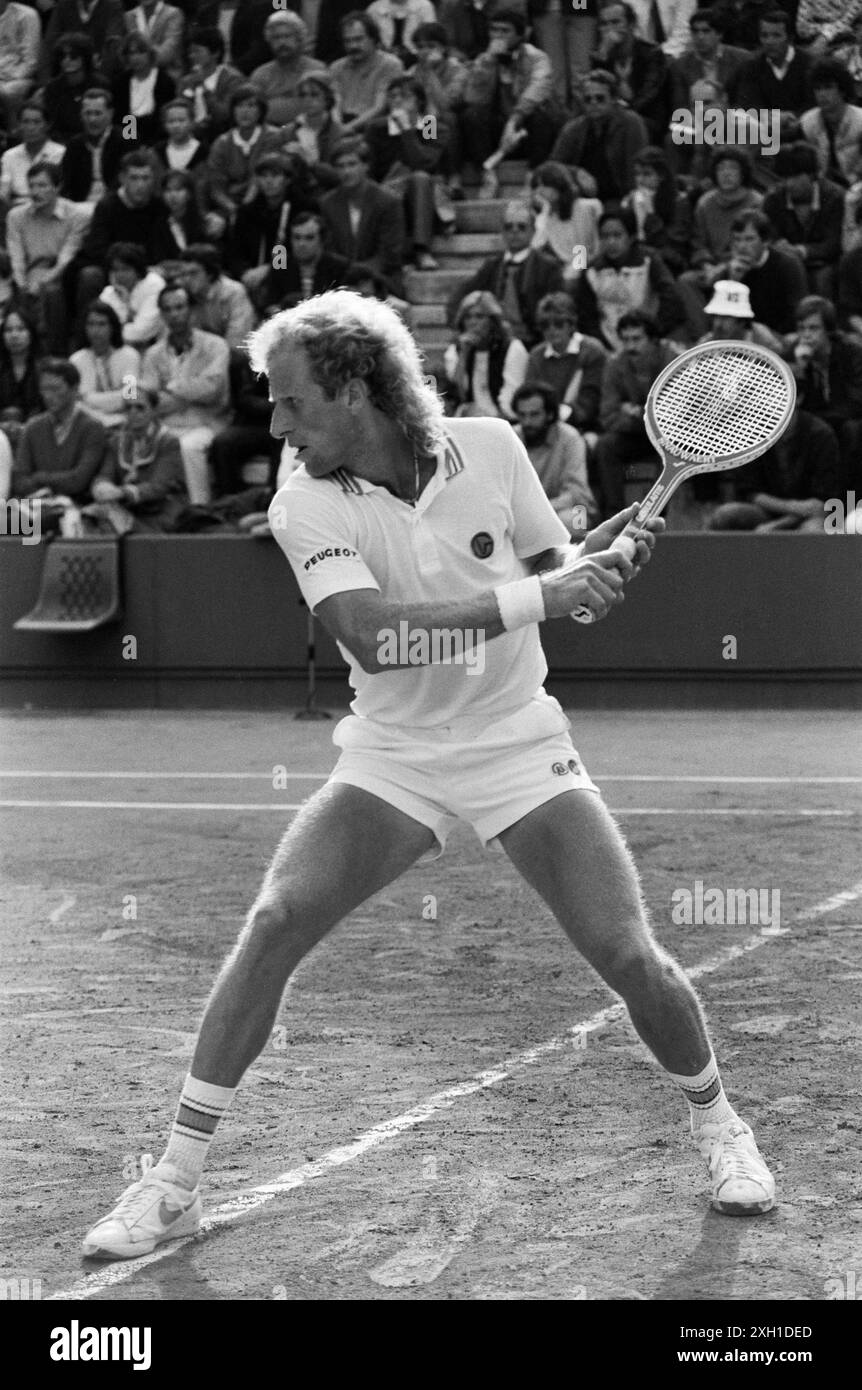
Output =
[
  {"x1": 697, "y1": 1120, "x2": 776, "y2": 1215},
  {"x1": 82, "y1": 1153, "x2": 201, "y2": 1259}
]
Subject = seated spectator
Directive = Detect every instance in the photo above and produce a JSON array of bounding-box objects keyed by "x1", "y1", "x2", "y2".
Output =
[
  {"x1": 364, "y1": 75, "x2": 451, "y2": 271},
  {"x1": 330, "y1": 12, "x2": 404, "y2": 133},
  {"x1": 159, "y1": 168, "x2": 212, "y2": 258},
  {"x1": 73, "y1": 149, "x2": 171, "y2": 311},
  {"x1": 0, "y1": 305, "x2": 43, "y2": 453},
  {"x1": 111, "y1": 32, "x2": 176, "y2": 148},
  {"x1": 571, "y1": 205, "x2": 686, "y2": 350},
  {"x1": 319, "y1": 136, "x2": 405, "y2": 294},
  {"x1": 205, "y1": 86, "x2": 283, "y2": 222},
  {"x1": 139, "y1": 280, "x2": 230, "y2": 502},
  {"x1": 229, "y1": 0, "x2": 293, "y2": 76},
  {"x1": 690, "y1": 147, "x2": 763, "y2": 264},
  {"x1": 258, "y1": 211, "x2": 351, "y2": 315},
  {"x1": 800, "y1": 58, "x2": 862, "y2": 189},
  {"x1": 0, "y1": 101, "x2": 65, "y2": 212},
  {"x1": 152, "y1": 97, "x2": 210, "y2": 183},
  {"x1": 366, "y1": 0, "x2": 437, "y2": 65},
  {"x1": 524, "y1": 292, "x2": 608, "y2": 433},
  {"x1": 669, "y1": 7, "x2": 749, "y2": 112},
  {"x1": 837, "y1": 200, "x2": 862, "y2": 333},
  {"x1": 784, "y1": 293, "x2": 862, "y2": 470},
  {"x1": 87, "y1": 387, "x2": 187, "y2": 531},
  {"x1": 411, "y1": 21, "x2": 469, "y2": 197},
  {"x1": 697, "y1": 277, "x2": 783, "y2": 351},
  {"x1": 123, "y1": 0, "x2": 184, "y2": 82},
  {"x1": 550, "y1": 70, "x2": 648, "y2": 203},
  {"x1": 42, "y1": 0, "x2": 126, "y2": 84},
  {"x1": 70, "y1": 299, "x2": 142, "y2": 429},
  {"x1": 708, "y1": 407, "x2": 843, "y2": 531},
  {"x1": 728, "y1": 8, "x2": 815, "y2": 116},
  {"x1": 98, "y1": 241, "x2": 166, "y2": 348},
  {"x1": 0, "y1": 0, "x2": 40, "y2": 124},
  {"x1": 762, "y1": 141, "x2": 845, "y2": 294},
  {"x1": 41, "y1": 35, "x2": 112, "y2": 145},
  {"x1": 621, "y1": 145, "x2": 692, "y2": 274},
  {"x1": 594, "y1": 309, "x2": 678, "y2": 518},
  {"x1": 529, "y1": 161, "x2": 602, "y2": 283},
  {"x1": 444, "y1": 289, "x2": 529, "y2": 419},
  {"x1": 831, "y1": 13, "x2": 862, "y2": 104},
  {"x1": 249, "y1": 12, "x2": 325, "y2": 130},
  {"x1": 281, "y1": 73, "x2": 347, "y2": 192},
  {"x1": 591, "y1": 0, "x2": 671, "y2": 142},
  {"x1": 461, "y1": 8, "x2": 562, "y2": 198},
  {"x1": 178, "y1": 27, "x2": 245, "y2": 142},
  {"x1": 177, "y1": 243, "x2": 257, "y2": 348},
  {"x1": 437, "y1": 0, "x2": 493, "y2": 63},
  {"x1": 59, "y1": 88, "x2": 127, "y2": 209},
  {"x1": 11, "y1": 356, "x2": 107, "y2": 505},
  {"x1": 209, "y1": 349, "x2": 281, "y2": 497},
  {"x1": 226, "y1": 153, "x2": 320, "y2": 298},
  {"x1": 511, "y1": 380, "x2": 598, "y2": 532},
  {"x1": 447, "y1": 201, "x2": 564, "y2": 350},
  {"x1": 6, "y1": 162, "x2": 90, "y2": 353},
  {"x1": 723, "y1": 209, "x2": 807, "y2": 335}
]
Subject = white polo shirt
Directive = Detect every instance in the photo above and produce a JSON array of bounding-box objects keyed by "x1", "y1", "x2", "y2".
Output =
[{"x1": 269, "y1": 416, "x2": 570, "y2": 729}]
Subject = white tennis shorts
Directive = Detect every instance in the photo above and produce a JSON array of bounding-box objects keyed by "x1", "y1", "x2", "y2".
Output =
[{"x1": 328, "y1": 691, "x2": 599, "y2": 856}]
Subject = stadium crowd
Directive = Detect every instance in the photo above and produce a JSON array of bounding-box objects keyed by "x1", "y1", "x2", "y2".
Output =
[{"x1": 1, "y1": 0, "x2": 861, "y2": 539}]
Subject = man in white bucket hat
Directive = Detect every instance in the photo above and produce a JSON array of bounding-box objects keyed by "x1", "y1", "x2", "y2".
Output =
[{"x1": 698, "y1": 279, "x2": 782, "y2": 351}]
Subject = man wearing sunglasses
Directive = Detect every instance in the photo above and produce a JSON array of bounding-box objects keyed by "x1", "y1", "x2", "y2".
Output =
[
  {"x1": 446, "y1": 200, "x2": 565, "y2": 348},
  {"x1": 550, "y1": 70, "x2": 649, "y2": 202}
]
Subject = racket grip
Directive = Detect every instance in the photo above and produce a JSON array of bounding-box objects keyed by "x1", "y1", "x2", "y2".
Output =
[{"x1": 570, "y1": 533, "x2": 638, "y2": 625}]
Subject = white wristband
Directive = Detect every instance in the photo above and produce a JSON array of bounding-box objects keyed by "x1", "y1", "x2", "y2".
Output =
[{"x1": 495, "y1": 574, "x2": 546, "y2": 632}]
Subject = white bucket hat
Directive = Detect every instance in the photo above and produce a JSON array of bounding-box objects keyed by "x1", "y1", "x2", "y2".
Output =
[{"x1": 705, "y1": 280, "x2": 754, "y2": 318}]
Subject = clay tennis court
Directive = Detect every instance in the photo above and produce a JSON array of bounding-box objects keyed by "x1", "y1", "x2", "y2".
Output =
[{"x1": 1, "y1": 706, "x2": 860, "y2": 1302}]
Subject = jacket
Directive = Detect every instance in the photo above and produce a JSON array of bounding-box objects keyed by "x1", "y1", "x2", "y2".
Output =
[
  {"x1": 446, "y1": 249, "x2": 565, "y2": 347},
  {"x1": 464, "y1": 41, "x2": 555, "y2": 118},
  {"x1": 59, "y1": 129, "x2": 129, "y2": 204},
  {"x1": 320, "y1": 181, "x2": 405, "y2": 293}
]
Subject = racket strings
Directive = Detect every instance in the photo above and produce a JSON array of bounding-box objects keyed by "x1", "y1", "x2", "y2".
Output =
[{"x1": 653, "y1": 350, "x2": 789, "y2": 463}]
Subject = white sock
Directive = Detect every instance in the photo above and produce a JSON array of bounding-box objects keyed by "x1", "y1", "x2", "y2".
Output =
[
  {"x1": 667, "y1": 1053, "x2": 738, "y2": 1134},
  {"x1": 157, "y1": 1073, "x2": 236, "y2": 1185}
]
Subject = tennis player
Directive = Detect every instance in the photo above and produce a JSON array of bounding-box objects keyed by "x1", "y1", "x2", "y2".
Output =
[{"x1": 83, "y1": 291, "x2": 775, "y2": 1259}]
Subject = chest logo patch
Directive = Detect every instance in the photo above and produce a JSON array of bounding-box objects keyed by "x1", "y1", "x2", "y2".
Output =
[{"x1": 471, "y1": 531, "x2": 494, "y2": 559}]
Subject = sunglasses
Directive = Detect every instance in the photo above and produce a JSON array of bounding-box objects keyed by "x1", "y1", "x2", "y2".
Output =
[
  {"x1": 583, "y1": 94, "x2": 609, "y2": 104},
  {"x1": 503, "y1": 222, "x2": 531, "y2": 230}
]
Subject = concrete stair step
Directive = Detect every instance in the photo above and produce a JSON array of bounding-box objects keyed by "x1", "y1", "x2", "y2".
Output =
[
  {"x1": 432, "y1": 232, "x2": 499, "y2": 255},
  {"x1": 433, "y1": 254, "x2": 484, "y2": 272},
  {"x1": 454, "y1": 200, "x2": 510, "y2": 233},
  {"x1": 410, "y1": 302, "x2": 448, "y2": 326},
  {"x1": 414, "y1": 325, "x2": 453, "y2": 349},
  {"x1": 405, "y1": 266, "x2": 475, "y2": 303}
]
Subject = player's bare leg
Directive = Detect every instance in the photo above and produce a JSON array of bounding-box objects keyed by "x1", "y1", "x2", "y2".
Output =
[
  {"x1": 499, "y1": 792, "x2": 775, "y2": 1215},
  {"x1": 83, "y1": 784, "x2": 435, "y2": 1258}
]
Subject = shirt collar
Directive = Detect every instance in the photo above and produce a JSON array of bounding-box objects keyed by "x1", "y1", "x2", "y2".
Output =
[
  {"x1": 785, "y1": 181, "x2": 821, "y2": 211},
  {"x1": 544, "y1": 331, "x2": 582, "y2": 357},
  {"x1": 503, "y1": 247, "x2": 531, "y2": 265},
  {"x1": 326, "y1": 434, "x2": 467, "y2": 498},
  {"x1": 766, "y1": 44, "x2": 795, "y2": 75}
]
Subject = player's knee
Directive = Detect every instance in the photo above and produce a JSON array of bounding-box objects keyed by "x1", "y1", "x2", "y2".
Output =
[
  {"x1": 604, "y1": 937, "x2": 668, "y2": 997},
  {"x1": 244, "y1": 895, "x2": 329, "y2": 959}
]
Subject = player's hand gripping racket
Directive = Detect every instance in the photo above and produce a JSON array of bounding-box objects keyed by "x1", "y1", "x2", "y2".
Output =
[{"x1": 571, "y1": 340, "x2": 797, "y2": 622}]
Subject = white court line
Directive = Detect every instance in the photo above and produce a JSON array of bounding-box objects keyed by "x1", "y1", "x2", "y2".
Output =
[
  {"x1": 0, "y1": 800, "x2": 856, "y2": 816},
  {"x1": 48, "y1": 893, "x2": 76, "y2": 924},
  {"x1": 0, "y1": 771, "x2": 860, "y2": 784},
  {"x1": 47, "y1": 879, "x2": 862, "y2": 1301}
]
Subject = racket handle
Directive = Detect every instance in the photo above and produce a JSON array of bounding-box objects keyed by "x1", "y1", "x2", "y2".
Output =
[{"x1": 570, "y1": 533, "x2": 638, "y2": 625}]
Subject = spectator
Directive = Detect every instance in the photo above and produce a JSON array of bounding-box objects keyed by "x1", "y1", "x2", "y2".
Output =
[
  {"x1": 205, "y1": 86, "x2": 283, "y2": 222},
  {"x1": 98, "y1": 241, "x2": 166, "y2": 348},
  {"x1": 74, "y1": 149, "x2": 171, "y2": 309},
  {"x1": 70, "y1": 298, "x2": 142, "y2": 429},
  {"x1": 0, "y1": 306, "x2": 43, "y2": 451},
  {"x1": 42, "y1": 34, "x2": 112, "y2": 144},
  {"x1": 209, "y1": 350, "x2": 281, "y2": 496},
  {"x1": 152, "y1": 97, "x2": 211, "y2": 181},
  {"x1": 281, "y1": 73, "x2": 347, "y2": 192},
  {"x1": 178, "y1": 27, "x2": 245, "y2": 142},
  {"x1": 226, "y1": 152, "x2": 320, "y2": 296},
  {"x1": 728, "y1": 8, "x2": 815, "y2": 116},
  {"x1": 177, "y1": 243, "x2": 257, "y2": 349},
  {"x1": 591, "y1": 1, "x2": 671, "y2": 141},
  {"x1": 364, "y1": 75, "x2": 451, "y2": 271},
  {"x1": 669, "y1": 6, "x2": 749, "y2": 111},
  {"x1": 7, "y1": 162, "x2": 90, "y2": 353},
  {"x1": 690, "y1": 146, "x2": 763, "y2": 263},
  {"x1": 528, "y1": 0, "x2": 602, "y2": 107},
  {"x1": 366, "y1": 0, "x2": 437, "y2": 65},
  {"x1": 411, "y1": 22, "x2": 469, "y2": 197},
  {"x1": 627, "y1": 0, "x2": 704, "y2": 58},
  {"x1": 0, "y1": 0, "x2": 40, "y2": 124},
  {"x1": 800, "y1": 58, "x2": 862, "y2": 189},
  {"x1": 621, "y1": 144, "x2": 693, "y2": 273},
  {"x1": 159, "y1": 169, "x2": 213, "y2": 258},
  {"x1": 511, "y1": 379, "x2": 598, "y2": 530},
  {"x1": 784, "y1": 293, "x2": 862, "y2": 470},
  {"x1": 529, "y1": 161, "x2": 602, "y2": 283},
  {"x1": 59, "y1": 88, "x2": 127, "y2": 209},
  {"x1": 258, "y1": 211, "x2": 351, "y2": 314},
  {"x1": 594, "y1": 308, "x2": 678, "y2": 517},
  {"x1": 708, "y1": 407, "x2": 843, "y2": 531},
  {"x1": 837, "y1": 201, "x2": 862, "y2": 333},
  {"x1": 437, "y1": 0, "x2": 493, "y2": 62},
  {"x1": 330, "y1": 12, "x2": 405, "y2": 133},
  {"x1": 832, "y1": 13, "x2": 862, "y2": 104},
  {"x1": 524, "y1": 291, "x2": 608, "y2": 432},
  {"x1": 229, "y1": 0, "x2": 302, "y2": 75},
  {"x1": 112, "y1": 32, "x2": 176, "y2": 148},
  {"x1": 249, "y1": 12, "x2": 325, "y2": 130},
  {"x1": 762, "y1": 141, "x2": 845, "y2": 294},
  {"x1": 140, "y1": 280, "x2": 230, "y2": 503},
  {"x1": 88, "y1": 388, "x2": 187, "y2": 531},
  {"x1": 0, "y1": 101, "x2": 65, "y2": 212},
  {"x1": 319, "y1": 136, "x2": 405, "y2": 294},
  {"x1": 42, "y1": 0, "x2": 126, "y2": 84},
  {"x1": 447, "y1": 200, "x2": 565, "y2": 349},
  {"x1": 571, "y1": 204, "x2": 686, "y2": 350},
  {"x1": 697, "y1": 276, "x2": 783, "y2": 349},
  {"x1": 11, "y1": 356, "x2": 107, "y2": 505},
  {"x1": 461, "y1": 8, "x2": 561, "y2": 198},
  {"x1": 444, "y1": 289, "x2": 529, "y2": 419},
  {"x1": 550, "y1": 70, "x2": 648, "y2": 203},
  {"x1": 724, "y1": 208, "x2": 807, "y2": 334},
  {"x1": 123, "y1": 0, "x2": 185, "y2": 82}
]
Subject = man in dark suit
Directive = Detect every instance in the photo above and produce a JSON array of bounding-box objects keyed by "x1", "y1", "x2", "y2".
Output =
[
  {"x1": 446, "y1": 201, "x2": 564, "y2": 348},
  {"x1": 669, "y1": 6, "x2": 750, "y2": 110},
  {"x1": 728, "y1": 8, "x2": 814, "y2": 115},
  {"x1": 178, "y1": 26, "x2": 246, "y2": 140},
  {"x1": 319, "y1": 136, "x2": 405, "y2": 296},
  {"x1": 258, "y1": 211, "x2": 351, "y2": 313},
  {"x1": 59, "y1": 88, "x2": 128, "y2": 206},
  {"x1": 762, "y1": 141, "x2": 845, "y2": 295},
  {"x1": 590, "y1": 1, "x2": 671, "y2": 142}
]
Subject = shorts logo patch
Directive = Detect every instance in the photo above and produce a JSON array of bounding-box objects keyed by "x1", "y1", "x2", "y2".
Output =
[
  {"x1": 470, "y1": 531, "x2": 494, "y2": 559},
  {"x1": 551, "y1": 761, "x2": 570, "y2": 777}
]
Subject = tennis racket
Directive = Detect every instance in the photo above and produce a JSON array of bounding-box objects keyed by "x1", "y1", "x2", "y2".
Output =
[{"x1": 571, "y1": 340, "x2": 797, "y2": 623}]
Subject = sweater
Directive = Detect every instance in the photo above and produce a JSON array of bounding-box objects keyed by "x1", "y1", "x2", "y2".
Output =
[{"x1": 12, "y1": 409, "x2": 107, "y2": 500}]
